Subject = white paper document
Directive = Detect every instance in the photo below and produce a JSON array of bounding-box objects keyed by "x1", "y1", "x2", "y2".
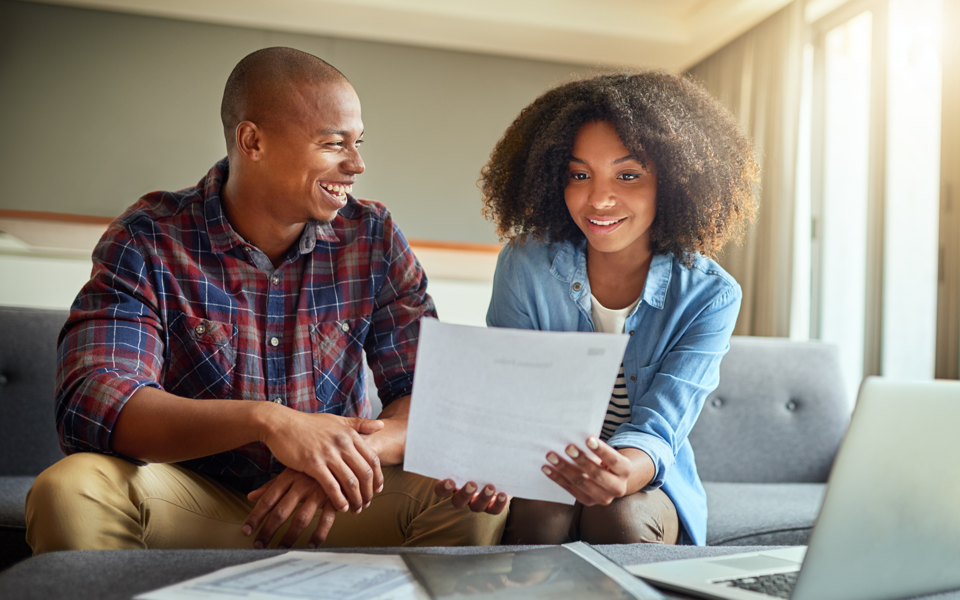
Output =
[
  {"x1": 135, "y1": 552, "x2": 429, "y2": 600},
  {"x1": 404, "y1": 319, "x2": 629, "y2": 504}
]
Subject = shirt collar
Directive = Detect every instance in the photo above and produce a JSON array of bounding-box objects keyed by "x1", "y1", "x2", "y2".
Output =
[
  {"x1": 203, "y1": 157, "x2": 340, "y2": 255},
  {"x1": 550, "y1": 239, "x2": 673, "y2": 311}
]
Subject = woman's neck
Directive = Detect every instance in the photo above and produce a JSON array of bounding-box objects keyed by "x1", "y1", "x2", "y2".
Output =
[{"x1": 586, "y1": 244, "x2": 653, "y2": 310}]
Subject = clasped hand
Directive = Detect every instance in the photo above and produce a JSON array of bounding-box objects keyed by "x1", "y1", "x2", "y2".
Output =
[
  {"x1": 435, "y1": 436, "x2": 634, "y2": 512},
  {"x1": 244, "y1": 412, "x2": 385, "y2": 548}
]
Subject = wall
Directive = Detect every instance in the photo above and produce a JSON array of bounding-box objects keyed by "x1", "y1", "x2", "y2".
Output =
[{"x1": 0, "y1": 0, "x2": 592, "y2": 245}]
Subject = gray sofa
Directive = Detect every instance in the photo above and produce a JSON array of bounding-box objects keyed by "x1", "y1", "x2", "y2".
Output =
[{"x1": 0, "y1": 306, "x2": 849, "y2": 572}]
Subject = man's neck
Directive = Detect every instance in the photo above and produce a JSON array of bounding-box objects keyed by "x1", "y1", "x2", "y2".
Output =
[{"x1": 221, "y1": 171, "x2": 305, "y2": 268}]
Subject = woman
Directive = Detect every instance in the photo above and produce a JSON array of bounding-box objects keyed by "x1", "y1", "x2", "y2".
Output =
[{"x1": 437, "y1": 72, "x2": 759, "y2": 546}]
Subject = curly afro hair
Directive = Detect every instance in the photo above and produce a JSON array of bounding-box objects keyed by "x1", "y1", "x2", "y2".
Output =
[{"x1": 481, "y1": 71, "x2": 760, "y2": 266}]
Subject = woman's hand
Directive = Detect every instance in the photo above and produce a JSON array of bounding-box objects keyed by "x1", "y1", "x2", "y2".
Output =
[
  {"x1": 542, "y1": 436, "x2": 650, "y2": 506},
  {"x1": 434, "y1": 480, "x2": 511, "y2": 515}
]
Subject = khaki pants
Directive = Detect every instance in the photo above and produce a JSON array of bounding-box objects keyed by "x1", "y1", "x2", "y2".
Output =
[{"x1": 25, "y1": 453, "x2": 506, "y2": 553}]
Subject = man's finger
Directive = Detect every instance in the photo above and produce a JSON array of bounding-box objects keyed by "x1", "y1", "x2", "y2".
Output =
[
  {"x1": 308, "y1": 501, "x2": 339, "y2": 548},
  {"x1": 304, "y1": 464, "x2": 351, "y2": 513},
  {"x1": 326, "y1": 457, "x2": 366, "y2": 513},
  {"x1": 243, "y1": 475, "x2": 293, "y2": 537},
  {"x1": 352, "y1": 437, "x2": 385, "y2": 497},
  {"x1": 340, "y1": 447, "x2": 377, "y2": 509},
  {"x1": 247, "y1": 478, "x2": 277, "y2": 503},
  {"x1": 253, "y1": 481, "x2": 309, "y2": 549},
  {"x1": 278, "y1": 493, "x2": 323, "y2": 549},
  {"x1": 346, "y1": 417, "x2": 384, "y2": 435}
]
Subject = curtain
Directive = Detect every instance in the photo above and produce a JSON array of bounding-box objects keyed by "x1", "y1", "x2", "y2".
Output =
[{"x1": 687, "y1": 1, "x2": 804, "y2": 337}]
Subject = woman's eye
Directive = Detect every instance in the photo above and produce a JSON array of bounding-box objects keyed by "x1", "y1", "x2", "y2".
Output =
[
  {"x1": 620, "y1": 173, "x2": 640, "y2": 181},
  {"x1": 569, "y1": 172, "x2": 588, "y2": 181}
]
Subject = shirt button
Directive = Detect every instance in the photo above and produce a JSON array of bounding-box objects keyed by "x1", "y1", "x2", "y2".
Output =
[
  {"x1": 244, "y1": 246, "x2": 252, "y2": 253},
  {"x1": 629, "y1": 330, "x2": 635, "y2": 336},
  {"x1": 270, "y1": 337, "x2": 279, "y2": 347},
  {"x1": 271, "y1": 275, "x2": 280, "y2": 285},
  {"x1": 629, "y1": 375, "x2": 637, "y2": 382},
  {"x1": 573, "y1": 282, "x2": 582, "y2": 291},
  {"x1": 194, "y1": 324, "x2": 205, "y2": 335},
  {"x1": 340, "y1": 322, "x2": 350, "y2": 332},
  {"x1": 273, "y1": 397, "x2": 283, "y2": 404}
]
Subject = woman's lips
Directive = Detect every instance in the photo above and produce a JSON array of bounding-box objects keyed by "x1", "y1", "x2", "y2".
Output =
[{"x1": 586, "y1": 216, "x2": 626, "y2": 235}]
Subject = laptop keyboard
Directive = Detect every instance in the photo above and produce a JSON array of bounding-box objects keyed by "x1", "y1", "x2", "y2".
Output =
[{"x1": 715, "y1": 571, "x2": 799, "y2": 598}]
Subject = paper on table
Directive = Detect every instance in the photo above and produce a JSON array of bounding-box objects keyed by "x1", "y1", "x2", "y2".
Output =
[
  {"x1": 404, "y1": 319, "x2": 629, "y2": 504},
  {"x1": 134, "y1": 551, "x2": 428, "y2": 600}
]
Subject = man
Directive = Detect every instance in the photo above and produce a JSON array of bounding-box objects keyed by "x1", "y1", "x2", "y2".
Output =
[{"x1": 25, "y1": 47, "x2": 505, "y2": 551}]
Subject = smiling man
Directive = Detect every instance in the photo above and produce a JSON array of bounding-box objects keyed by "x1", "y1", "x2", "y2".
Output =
[{"x1": 24, "y1": 47, "x2": 505, "y2": 552}]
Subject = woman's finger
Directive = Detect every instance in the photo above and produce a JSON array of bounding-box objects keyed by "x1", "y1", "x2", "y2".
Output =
[
  {"x1": 434, "y1": 479, "x2": 456, "y2": 498},
  {"x1": 449, "y1": 482, "x2": 480, "y2": 509},
  {"x1": 486, "y1": 492, "x2": 510, "y2": 515},
  {"x1": 468, "y1": 484, "x2": 497, "y2": 512},
  {"x1": 543, "y1": 454, "x2": 604, "y2": 505},
  {"x1": 585, "y1": 437, "x2": 632, "y2": 477}
]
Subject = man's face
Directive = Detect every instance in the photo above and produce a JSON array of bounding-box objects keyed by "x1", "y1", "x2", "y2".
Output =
[{"x1": 259, "y1": 79, "x2": 365, "y2": 223}]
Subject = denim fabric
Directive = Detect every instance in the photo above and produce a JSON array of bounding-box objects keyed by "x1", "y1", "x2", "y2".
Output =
[{"x1": 487, "y1": 239, "x2": 741, "y2": 545}]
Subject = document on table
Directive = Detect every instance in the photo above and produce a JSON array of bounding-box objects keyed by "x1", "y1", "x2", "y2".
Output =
[
  {"x1": 404, "y1": 319, "x2": 629, "y2": 505},
  {"x1": 134, "y1": 552, "x2": 429, "y2": 600}
]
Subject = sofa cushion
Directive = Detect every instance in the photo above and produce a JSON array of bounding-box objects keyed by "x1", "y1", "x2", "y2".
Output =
[
  {"x1": 0, "y1": 476, "x2": 34, "y2": 572},
  {"x1": 0, "y1": 307, "x2": 68, "y2": 476},
  {"x1": 705, "y1": 482, "x2": 826, "y2": 546},
  {"x1": 690, "y1": 337, "x2": 850, "y2": 483}
]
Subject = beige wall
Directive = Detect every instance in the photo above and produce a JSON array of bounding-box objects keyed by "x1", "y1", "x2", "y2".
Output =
[{"x1": 0, "y1": 0, "x2": 592, "y2": 243}]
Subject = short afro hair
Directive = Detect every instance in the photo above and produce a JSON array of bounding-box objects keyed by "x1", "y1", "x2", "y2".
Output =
[
  {"x1": 481, "y1": 71, "x2": 760, "y2": 266},
  {"x1": 221, "y1": 47, "x2": 347, "y2": 149}
]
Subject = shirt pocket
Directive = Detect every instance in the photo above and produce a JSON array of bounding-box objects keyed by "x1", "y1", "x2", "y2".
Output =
[
  {"x1": 310, "y1": 317, "x2": 370, "y2": 410},
  {"x1": 165, "y1": 313, "x2": 238, "y2": 399},
  {"x1": 627, "y1": 359, "x2": 664, "y2": 401}
]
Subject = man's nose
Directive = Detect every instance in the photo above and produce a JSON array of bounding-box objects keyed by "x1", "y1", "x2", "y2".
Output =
[{"x1": 344, "y1": 147, "x2": 365, "y2": 175}]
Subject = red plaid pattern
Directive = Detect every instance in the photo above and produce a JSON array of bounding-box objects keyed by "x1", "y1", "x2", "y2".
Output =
[{"x1": 55, "y1": 158, "x2": 435, "y2": 483}]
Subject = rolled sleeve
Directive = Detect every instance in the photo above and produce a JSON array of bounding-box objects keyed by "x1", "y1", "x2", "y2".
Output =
[
  {"x1": 364, "y1": 212, "x2": 437, "y2": 406},
  {"x1": 55, "y1": 227, "x2": 164, "y2": 460},
  {"x1": 607, "y1": 283, "x2": 742, "y2": 490}
]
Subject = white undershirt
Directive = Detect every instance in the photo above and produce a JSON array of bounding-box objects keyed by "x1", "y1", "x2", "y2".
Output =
[{"x1": 591, "y1": 293, "x2": 640, "y2": 441}]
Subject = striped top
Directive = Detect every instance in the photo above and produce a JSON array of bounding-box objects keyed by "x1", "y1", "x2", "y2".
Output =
[{"x1": 590, "y1": 294, "x2": 641, "y2": 441}]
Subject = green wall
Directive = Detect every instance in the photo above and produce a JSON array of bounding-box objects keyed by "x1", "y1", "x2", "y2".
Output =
[{"x1": 0, "y1": 0, "x2": 592, "y2": 243}]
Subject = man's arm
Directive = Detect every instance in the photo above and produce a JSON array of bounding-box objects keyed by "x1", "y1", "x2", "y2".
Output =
[
  {"x1": 362, "y1": 394, "x2": 410, "y2": 466},
  {"x1": 112, "y1": 386, "x2": 384, "y2": 513}
]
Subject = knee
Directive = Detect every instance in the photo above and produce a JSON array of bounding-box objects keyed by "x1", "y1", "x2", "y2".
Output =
[
  {"x1": 26, "y1": 453, "x2": 137, "y2": 553},
  {"x1": 579, "y1": 490, "x2": 679, "y2": 545}
]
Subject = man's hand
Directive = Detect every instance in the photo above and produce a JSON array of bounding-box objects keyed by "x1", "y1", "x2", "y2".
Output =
[
  {"x1": 540, "y1": 437, "x2": 654, "y2": 506},
  {"x1": 362, "y1": 395, "x2": 411, "y2": 466},
  {"x1": 260, "y1": 409, "x2": 385, "y2": 514},
  {"x1": 242, "y1": 468, "x2": 337, "y2": 549},
  {"x1": 434, "y1": 480, "x2": 511, "y2": 515}
]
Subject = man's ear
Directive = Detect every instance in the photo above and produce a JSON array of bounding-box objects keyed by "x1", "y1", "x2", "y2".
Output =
[{"x1": 235, "y1": 121, "x2": 263, "y2": 161}]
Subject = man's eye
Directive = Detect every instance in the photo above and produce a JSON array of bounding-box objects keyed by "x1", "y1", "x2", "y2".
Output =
[{"x1": 355, "y1": 139, "x2": 364, "y2": 147}]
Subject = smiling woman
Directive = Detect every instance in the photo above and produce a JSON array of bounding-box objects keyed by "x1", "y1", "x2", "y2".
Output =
[{"x1": 436, "y1": 71, "x2": 760, "y2": 547}]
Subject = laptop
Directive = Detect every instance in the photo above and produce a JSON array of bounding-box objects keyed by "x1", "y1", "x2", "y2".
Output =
[{"x1": 628, "y1": 377, "x2": 960, "y2": 600}]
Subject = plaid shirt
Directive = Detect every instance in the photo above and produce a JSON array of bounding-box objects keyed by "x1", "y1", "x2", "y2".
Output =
[{"x1": 55, "y1": 158, "x2": 436, "y2": 485}]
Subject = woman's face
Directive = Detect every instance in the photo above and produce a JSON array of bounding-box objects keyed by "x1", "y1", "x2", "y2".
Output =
[{"x1": 564, "y1": 120, "x2": 657, "y2": 261}]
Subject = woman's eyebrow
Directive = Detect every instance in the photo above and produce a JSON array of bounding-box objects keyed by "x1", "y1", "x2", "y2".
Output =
[{"x1": 613, "y1": 155, "x2": 642, "y2": 164}]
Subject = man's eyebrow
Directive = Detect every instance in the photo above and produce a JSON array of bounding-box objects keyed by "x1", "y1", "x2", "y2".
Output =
[{"x1": 319, "y1": 129, "x2": 364, "y2": 136}]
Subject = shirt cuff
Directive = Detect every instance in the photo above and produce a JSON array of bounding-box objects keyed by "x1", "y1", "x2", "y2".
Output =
[{"x1": 606, "y1": 431, "x2": 676, "y2": 491}]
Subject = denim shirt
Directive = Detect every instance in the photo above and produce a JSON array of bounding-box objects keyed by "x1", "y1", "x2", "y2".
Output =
[{"x1": 486, "y1": 239, "x2": 741, "y2": 545}]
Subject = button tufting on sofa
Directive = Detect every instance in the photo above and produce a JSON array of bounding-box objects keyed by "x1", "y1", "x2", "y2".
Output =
[{"x1": 690, "y1": 336, "x2": 849, "y2": 546}]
